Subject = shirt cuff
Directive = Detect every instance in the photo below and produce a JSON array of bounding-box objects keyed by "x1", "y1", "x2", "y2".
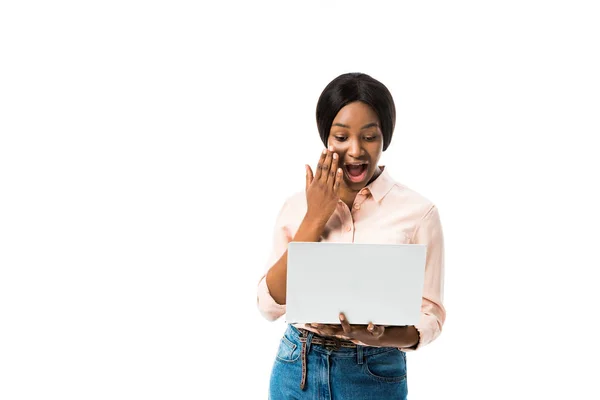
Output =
[
  {"x1": 257, "y1": 275, "x2": 286, "y2": 322},
  {"x1": 399, "y1": 313, "x2": 440, "y2": 352}
]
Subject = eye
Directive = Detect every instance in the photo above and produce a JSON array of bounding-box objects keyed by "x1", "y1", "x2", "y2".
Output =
[
  {"x1": 364, "y1": 136, "x2": 376, "y2": 141},
  {"x1": 334, "y1": 136, "x2": 347, "y2": 142}
]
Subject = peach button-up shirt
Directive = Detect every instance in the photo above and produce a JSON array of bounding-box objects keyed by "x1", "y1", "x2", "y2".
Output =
[{"x1": 256, "y1": 166, "x2": 446, "y2": 351}]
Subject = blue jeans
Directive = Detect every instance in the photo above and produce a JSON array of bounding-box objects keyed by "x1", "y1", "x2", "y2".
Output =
[{"x1": 269, "y1": 324, "x2": 408, "y2": 400}]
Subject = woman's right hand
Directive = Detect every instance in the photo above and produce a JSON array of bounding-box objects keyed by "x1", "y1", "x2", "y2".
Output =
[{"x1": 305, "y1": 146, "x2": 343, "y2": 224}]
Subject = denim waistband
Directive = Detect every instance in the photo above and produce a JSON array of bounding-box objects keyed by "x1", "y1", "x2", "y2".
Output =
[{"x1": 285, "y1": 324, "x2": 402, "y2": 358}]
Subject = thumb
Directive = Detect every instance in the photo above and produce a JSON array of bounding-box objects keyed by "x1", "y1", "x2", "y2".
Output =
[{"x1": 305, "y1": 164, "x2": 313, "y2": 191}]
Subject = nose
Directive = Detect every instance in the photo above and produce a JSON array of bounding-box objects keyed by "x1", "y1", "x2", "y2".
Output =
[{"x1": 347, "y1": 138, "x2": 362, "y2": 158}]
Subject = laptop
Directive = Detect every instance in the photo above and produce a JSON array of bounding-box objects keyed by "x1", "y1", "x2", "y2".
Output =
[{"x1": 285, "y1": 242, "x2": 426, "y2": 326}]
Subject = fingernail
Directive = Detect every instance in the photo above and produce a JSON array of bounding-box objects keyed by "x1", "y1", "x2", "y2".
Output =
[
  {"x1": 333, "y1": 153, "x2": 338, "y2": 159},
  {"x1": 329, "y1": 145, "x2": 334, "y2": 151},
  {"x1": 323, "y1": 149, "x2": 327, "y2": 154},
  {"x1": 339, "y1": 314, "x2": 345, "y2": 321}
]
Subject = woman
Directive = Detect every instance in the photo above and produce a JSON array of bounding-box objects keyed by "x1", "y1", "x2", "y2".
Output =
[{"x1": 257, "y1": 72, "x2": 446, "y2": 399}]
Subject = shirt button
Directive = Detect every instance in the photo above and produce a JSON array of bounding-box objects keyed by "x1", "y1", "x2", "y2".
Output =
[
  {"x1": 354, "y1": 203, "x2": 361, "y2": 210},
  {"x1": 360, "y1": 189, "x2": 369, "y2": 195},
  {"x1": 346, "y1": 226, "x2": 352, "y2": 232}
]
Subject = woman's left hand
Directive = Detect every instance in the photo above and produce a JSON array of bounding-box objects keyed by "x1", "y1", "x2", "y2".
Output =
[{"x1": 309, "y1": 313, "x2": 385, "y2": 347}]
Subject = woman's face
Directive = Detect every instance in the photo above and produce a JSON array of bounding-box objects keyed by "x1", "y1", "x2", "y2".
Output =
[{"x1": 327, "y1": 101, "x2": 384, "y2": 190}]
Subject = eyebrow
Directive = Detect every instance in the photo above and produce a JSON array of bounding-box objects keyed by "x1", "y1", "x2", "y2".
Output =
[{"x1": 332, "y1": 122, "x2": 379, "y2": 130}]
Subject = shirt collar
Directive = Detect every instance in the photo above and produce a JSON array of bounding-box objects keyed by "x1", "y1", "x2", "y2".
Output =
[{"x1": 363, "y1": 166, "x2": 396, "y2": 203}]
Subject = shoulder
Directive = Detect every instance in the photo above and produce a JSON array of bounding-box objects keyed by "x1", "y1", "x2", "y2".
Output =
[
  {"x1": 384, "y1": 181, "x2": 443, "y2": 243},
  {"x1": 384, "y1": 179, "x2": 438, "y2": 219}
]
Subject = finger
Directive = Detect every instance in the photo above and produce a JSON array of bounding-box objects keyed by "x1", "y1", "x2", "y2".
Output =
[
  {"x1": 339, "y1": 313, "x2": 352, "y2": 335},
  {"x1": 334, "y1": 167, "x2": 343, "y2": 193},
  {"x1": 305, "y1": 164, "x2": 313, "y2": 191},
  {"x1": 328, "y1": 151, "x2": 339, "y2": 186},
  {"x1": 315, "y1": 148, "x2": 327, "y2": 181},
  {"x1": 367, "y1": 322, "x2": 385, "y2": 338},
  {"x1": 319, "y1": 147, "x2": 333, "y2": 183}
]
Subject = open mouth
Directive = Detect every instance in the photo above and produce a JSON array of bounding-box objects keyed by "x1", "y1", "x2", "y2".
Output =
[{"x1": 344, "y1": 163, "x2": 368, "y2": 183}]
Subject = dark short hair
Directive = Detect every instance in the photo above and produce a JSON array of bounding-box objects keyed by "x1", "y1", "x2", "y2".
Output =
[{"x1": 316, "y1": 73, "x2": 396, "y2": 151}]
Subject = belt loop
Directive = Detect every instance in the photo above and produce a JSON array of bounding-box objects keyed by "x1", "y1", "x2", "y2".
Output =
[
  {"x1": 306, "y1": 331, "x2": 314, "y2": 354},
  {"x1": 357, "y1": 345, "x2": 364, "y2": 365}
]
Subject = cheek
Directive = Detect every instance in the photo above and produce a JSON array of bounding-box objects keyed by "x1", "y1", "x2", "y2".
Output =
[
  {"x1": 329, "y1": 143, "x2": 345, "y2": 154},
  {"x1": 369, "y1": 145, "x2": 382, "y2": 159}
]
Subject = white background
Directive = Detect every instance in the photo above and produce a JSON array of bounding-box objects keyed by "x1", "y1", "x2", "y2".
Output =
[{"x1": 1, "y1": 1, "x2": 599, "y2": 399}]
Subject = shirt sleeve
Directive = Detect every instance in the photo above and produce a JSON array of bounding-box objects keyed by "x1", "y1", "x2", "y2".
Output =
[
  {"x1": 400, "y1": 205, "x2": 446, "y2": 351},
  {"x1": 256, "y1": 199, "x2": 292, "y2": 322}
]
